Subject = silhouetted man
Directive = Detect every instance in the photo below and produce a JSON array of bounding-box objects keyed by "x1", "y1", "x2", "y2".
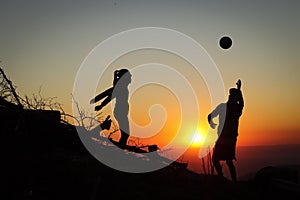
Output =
[{"x1": 208, "y1": 80, "x2": 244, "y2": 182}]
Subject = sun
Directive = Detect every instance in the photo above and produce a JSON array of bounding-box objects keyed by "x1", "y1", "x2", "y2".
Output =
[{"x1": 192, "y1": 132, "x2": 204, "y2": 147}]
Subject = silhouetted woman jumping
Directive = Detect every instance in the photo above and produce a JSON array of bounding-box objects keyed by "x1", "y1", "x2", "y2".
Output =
[{"x1": 90, "y1": 69, "x2": 132, "y2": 147}]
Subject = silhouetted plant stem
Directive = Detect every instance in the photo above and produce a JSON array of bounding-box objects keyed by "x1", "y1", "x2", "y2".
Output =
[{"x1": 0, "y1": 67, "x2": 23, "y2": 108}]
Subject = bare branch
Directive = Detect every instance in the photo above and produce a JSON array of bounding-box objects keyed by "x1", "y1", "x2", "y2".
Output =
[
  {"x1": 0, "y1": 67, "x2": 22, "y2": 107},
  {"x1": 71, "y1": 94, "x2": 105, "y2": 130}
]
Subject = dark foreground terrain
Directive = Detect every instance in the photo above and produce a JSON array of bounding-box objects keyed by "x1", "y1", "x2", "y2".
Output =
[
  {"x1": 3, "y1": 137, "x2": 300, "y2": 199},
  {"x1": 1, "y1": 108, "x2": 300, "y2": 199}
]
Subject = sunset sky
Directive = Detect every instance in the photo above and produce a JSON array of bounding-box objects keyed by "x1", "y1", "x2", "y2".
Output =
[{"x1": 1, "y1": 0, "x2": 299, "y2": 149}]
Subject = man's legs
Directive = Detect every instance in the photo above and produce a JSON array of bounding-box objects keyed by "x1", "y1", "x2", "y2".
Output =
[
  {"x1": 213, "y1": 159, "x2": 223, "y2": 177},
  {"x1": 226, "y1": 160, "x2": 237, "y2": 182}
]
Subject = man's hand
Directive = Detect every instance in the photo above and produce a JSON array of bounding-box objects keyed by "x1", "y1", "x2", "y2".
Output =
[
  {"x1": 236, "y1": 79, "x2": 242, "y2": 90},
  {"x1": 208, "y1": 114, "x2": 217, "y2": 129},
  {"x1": 209, "y1": 122, "x2": 217, "y2": 129}
]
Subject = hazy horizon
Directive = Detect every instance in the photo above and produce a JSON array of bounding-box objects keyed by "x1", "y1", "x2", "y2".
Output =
[{"x1": 183, "y1": 144, "x2": 300, "y2": 180}]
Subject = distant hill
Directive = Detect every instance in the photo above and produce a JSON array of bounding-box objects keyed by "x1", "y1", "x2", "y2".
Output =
[{"x1": 237, "y1": 144, "x2": 300, "y2": 179}]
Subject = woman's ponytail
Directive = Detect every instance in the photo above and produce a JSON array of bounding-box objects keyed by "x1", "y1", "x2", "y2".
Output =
[{"x1": 113, "y1": 70, "x2": 120, "y2": 86}]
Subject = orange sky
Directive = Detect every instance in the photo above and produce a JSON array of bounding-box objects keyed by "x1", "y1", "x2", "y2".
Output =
[
  {"x1": 92, "y1": 49, "x2": 300, "y2": 150},
  {"x1": 1, "y1": 1, "x2": 299, "y2": 149}
]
